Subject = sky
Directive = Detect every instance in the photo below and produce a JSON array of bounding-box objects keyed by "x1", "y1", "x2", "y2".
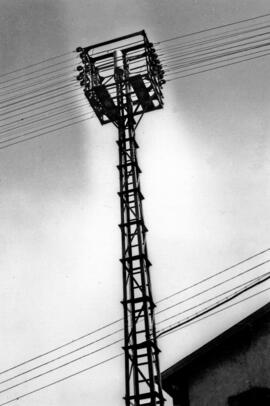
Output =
[{"x1": 0, "y1": 1, "x2": 270, "y2": 406}]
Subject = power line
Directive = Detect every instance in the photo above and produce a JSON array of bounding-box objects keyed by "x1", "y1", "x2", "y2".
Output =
[
  {"x1": 0, "y1": 95, "x2": 90, "y2": 123},
  {"x1": 1, "y1": 271, "x2": 266, "y2": 388},
  {"x1": 0, "y1": 272, "x2": 268, "y2": 395},
  {"x1": 164, "y1": 47, "x2": 270, "y2": 80},
  {"x1": 0, "y1": 82, "x2": 78, "y2": 109},
  {"x1": 0, "y1": 338, "x2": 123, "y2": 395},
  {"x1": 0, "y1": 286, "x2": 268, "y2": 406},
  {"x1": 166, "y1": 49, "x2": 270, "y2": 82},
  {"x1": 0, "y1": 257, "x2": 267, "y2": 391},
  {"x1": 0, "y1": 52, "x2": 74, "y2": 79},
  {"x1": 157, "y1": 248, "x2": 269, "y2": 304},
  {"x1": 0, "y1": 248, "x2": 267, "y2": 377},
  {"x1": 160, "y1": 32, "x2": 270, "y2": 65},
  {"x1": 0, "y1": 76, "x2": 76, "y2": 103},
  {"x1": 0, "y1": 105, "x2": 92, "y2": 137},
  {"x1": 156, "y1": 260, "x2": 270, "y2": 316},
  {"x1": 157, "y1": 274, "x2": 270, "y2": 337},
  {"x1": 0, "y1": 66, "x2": 75, "y2": 91},
  {"x1": 155, "y1": 12, "x2": 270, "y2": 44},
  {"x1": 0, "y1": 100, "x2": 91, "y2": 131},
  {"x1": 0, "y1": 117, "x2": 93, "y2": 151},
  {"x1": 0, "y1": 353, "x2": 122, "y2": 406},
  {"x1": 0, "y1": 112, "x2": 92, "y2": 145},
  {"x1": 156, "y1": 272, "x2": 270, "y2": 329},
  {"x1": 160, "y1": 286, "x2": 270, "y2": 339},
  {"x1": 156, "y1": 22, "x2": 270, "y2": 54},
  {"x1": 0, "y1": 88, "x2": 84, "y2": 118},
  {"x1": 0, "y1": 57, "x2": 77, "y2": 86}
]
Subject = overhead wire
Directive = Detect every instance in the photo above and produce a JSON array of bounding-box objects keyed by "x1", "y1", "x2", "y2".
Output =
[
  {"x1": 156, "y1": 272, "x2": 270, "y2": 331},
  {"x1": 0, "y1": 100, "x2": 91, "y2": 131},
  {"x1": 0, "y1": 87, "x2": 84, "y2": 117},
  {"x1": 0, "y1": 248, "x2": 267, "y2": 377},
  {"x1": 156, "y1": 21, "x2": 270, "y2": 55},
  {"x1": 0, "y1": 116, "x2": 93, "y2": 151},
  {"x1": 0, "y1": 112, "x2": 93, "y2": 145},
  {"x1": 155, "y1": 12, "x2": 270, "y2": 44},
  {"x1": 0, "y1": 250, "x2": 268, "y2": 390},
  {"x1": 160, "y1": 32, "x2": 270, "y2": 66},
  {"x1": 0, "y1": 106, "x2": 93, "y2": 137},
  {"x1": 160, "y1": 286, "x2": 270, "y2": 339},
  {"x1": 0, "y1": 270, "x2": 268, "y2": 390},
  {"x1": 0, "y1": 56, "x2": 78, "y2": 86},
  {"x1": 166, "y1": 49, "x2": 270, "y2": 82},
  {"x1": 0, "y1": 51, "x2": 74, "y2": 79},
  {"x1": 0, "y1": 75, "x2": 76, "y2": 101},
  {"x1": 0, "y1": 283, "x2": 269, "y2": 406}
]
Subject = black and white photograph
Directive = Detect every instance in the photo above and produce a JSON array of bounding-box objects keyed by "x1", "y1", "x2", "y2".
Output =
[{"x1": 0, "y1": 1, "x2": 269, "y2": 405}]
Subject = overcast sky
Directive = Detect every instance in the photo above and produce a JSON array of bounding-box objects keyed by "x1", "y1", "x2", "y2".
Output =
[{"x1": 0, "y1": 1, "x2": 270, "y2": 406}]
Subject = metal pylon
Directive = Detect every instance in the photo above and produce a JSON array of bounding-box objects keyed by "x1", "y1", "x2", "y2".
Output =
[
  {"x1": 76, "y1": 31, "x2": 165, "y2": 406},
  {"x1": 116, "y1": 67, "x2": 164, "y2": 406}
]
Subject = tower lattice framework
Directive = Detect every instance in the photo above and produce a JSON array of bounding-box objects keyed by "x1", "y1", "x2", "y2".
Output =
[{"x1": 76, "y1": 30, "x2": 166, "y2": 406}]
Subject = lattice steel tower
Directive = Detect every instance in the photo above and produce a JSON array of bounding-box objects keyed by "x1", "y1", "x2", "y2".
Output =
[{"x1": 76, "y1": 31, "x2": 165, "y2": 406}]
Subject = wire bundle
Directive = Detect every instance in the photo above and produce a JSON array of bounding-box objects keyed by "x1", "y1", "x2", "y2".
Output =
[
  {"x1": 0, "y1": 248, "x2": 269, "y2": 405},
  {"x1": 1, "y1": 13, "x2": 270, "y2": 149}
]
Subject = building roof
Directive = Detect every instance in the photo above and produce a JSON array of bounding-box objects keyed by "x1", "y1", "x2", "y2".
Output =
[{"x1": 162, "y1": 301, "x2": 270, "y2": 393}]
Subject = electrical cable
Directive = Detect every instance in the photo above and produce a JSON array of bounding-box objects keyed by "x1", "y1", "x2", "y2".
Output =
[
  {"x1": 0, "y1": 117, "x2": 93, "y2": 151},
  {"x1": 156, "y1": 22, "x2": 270, "y2": 55},
  {"x1": 0, "y1": 100, "x2": 91, "y2": 131},
  {"x1": 160, "y1": 286, "x2": 270, "y2": 339},
  {"x1": 0, "y1": 248, "x2": 267, "y2": 377},
  {"x1": 155, "y1": 12, "x2": 270, "y2": 45},
  {"x1": 0, "y1": 88, "x2": 84, "y2": 117},
  {"x1": 0, "y1": 82, "x2": 78, "y2": 108},
  {"x1": 1, "y1": 271, "x2": 267, "y2": 389},
  {"x1": 0, "y1": 66, "x2": 76, "y2": 91},
  {"x1": 156, "y1": 260, "x2": 270, "y2": 316},
  {"x1": 166, "y1": 49, "x2": 270, "y2": 81},
  {"x1": 0, "y1": 76, "x2": 76, "y2": 102},
  {"x1": 0, "y1": 338, "x2": 123, "y2": 395},
  {"x1": 0, "y1": 72, "x2": 75, "y2": 96},
  {"x1": 164, "y1": 46, "x2": 270, "y2": 73},
  {"x1": 0, "y1": 95, "x2": 90, "y2": 122},
  {"x1": 0, "y1": 284, "x2": 269, "y2": 406},
  {"x1": 159, "y1": 32, "x2": 270, "y2": 65},
  {"x1": 164, "y1": 47, "x2": 270, "y2": 79},
  {"x1": 0, "y1": 51, "x2": 74, "y2": 79},
  {"x1": 157, "y1": 248, "x2": 269, "y2": 304},
  {"x1": 0, "y1": 105, "x2": 92, "y2": 137},
  {"x1": 0, "y1": 353, "x2": 123, "y2": 406},
  {"x1": 156, "y1": 272, "x2": 270, "y2": 329},
  {"x1": 0, "y1": 56, "x2": 77, "y2": 86},
  {"x1": 0, "y1": 112, "x2": 93, "y2": 146}
]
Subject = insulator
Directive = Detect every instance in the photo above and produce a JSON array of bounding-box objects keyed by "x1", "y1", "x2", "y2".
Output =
[
  {"x1": 76, "y1": 47, "x2": 83, "y2": 52},
  {"x1": 148, "y1": 42, "x2": 154, "y2": 48},
  {"x1": 159, "y1": 79, "x2": 166, "y2": 85},
  {"x1": 77, "y1": 66, "x2": 84, "y2": 71},
  {"x1": 80, "y1": 80, "x2": 85, "y2": 87},
  {"x1": 76, "y1": 73, "x2": 84, "y2": 81}
]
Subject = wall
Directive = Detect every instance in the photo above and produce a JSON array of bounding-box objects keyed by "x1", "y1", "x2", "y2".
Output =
[{"x1": 186, "y1": 318, "x2": 270, "y2": 406}]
